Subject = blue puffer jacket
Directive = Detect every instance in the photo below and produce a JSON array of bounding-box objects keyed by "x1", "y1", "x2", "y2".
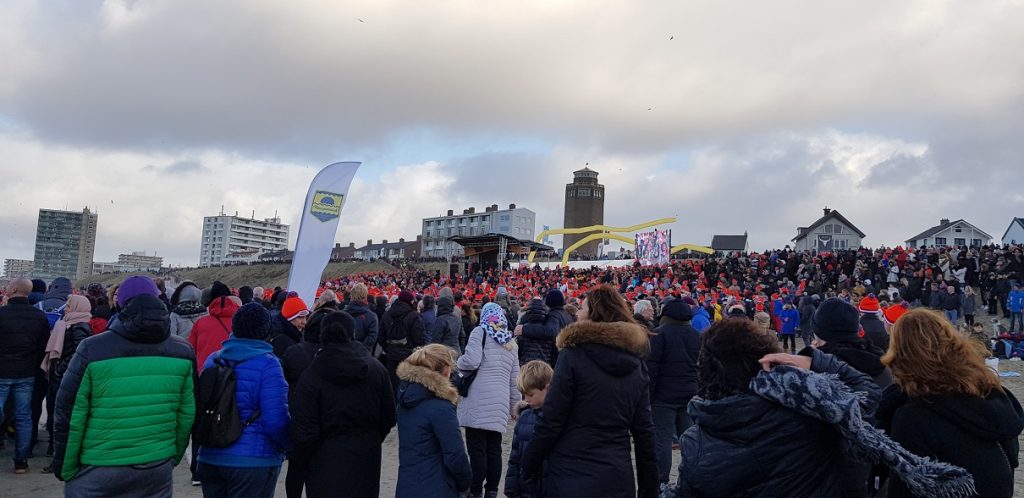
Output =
[
  {"x1": 395, "y1": 362, "x2": 471, "y2": 498},
  {"x1": 198, "y1": 336, "x2": 291, "y2": 468},
  {"x1": 505, "y1": 406, "x2": 543, "y2": 498},
  {"x1": 691, "y1": 307, "x2": 711, "y2": 333}
]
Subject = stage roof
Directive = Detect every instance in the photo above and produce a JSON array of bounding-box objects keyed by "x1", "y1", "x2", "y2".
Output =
[{"x1": 447, "y1": 233, "x2": 553, "y2": 256}]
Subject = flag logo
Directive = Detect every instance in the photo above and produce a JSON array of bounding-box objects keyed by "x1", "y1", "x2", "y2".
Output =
[{"x1": 311, "y1": 191, "x2": 345, "y2": 222}]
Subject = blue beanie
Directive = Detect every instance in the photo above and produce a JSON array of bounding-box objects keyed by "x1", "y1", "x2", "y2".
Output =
[
  {"x1": 232, "y1": 302, "x2": 272, "y2": 340},
  {"x1": 545, "y1": 289, "x2": 565, "y2": 308}
]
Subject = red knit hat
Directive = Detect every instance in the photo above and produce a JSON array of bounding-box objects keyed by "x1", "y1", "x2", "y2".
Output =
[
  {"x1": 858, "y1": 295, "x2": 880, "y2": 314},
  {"x1": 883, "y1": 302, "x2": 909, "y2": 325},
  {"x1": 282, "y1": 297, "x2": 310, "y2": 321}
]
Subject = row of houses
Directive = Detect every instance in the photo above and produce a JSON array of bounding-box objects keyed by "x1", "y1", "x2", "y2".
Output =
[{"x1": 710, "y1": 207, "x2": 1020, "y2": 254}]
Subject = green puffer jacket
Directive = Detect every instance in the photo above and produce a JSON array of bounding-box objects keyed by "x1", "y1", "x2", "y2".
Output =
[{"x1": 52, "y1": 294, "x2": 197, "y2": 482}]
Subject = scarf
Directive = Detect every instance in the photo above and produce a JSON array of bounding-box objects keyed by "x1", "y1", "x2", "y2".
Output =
[
  {"x1": 172, "y1": 300, "x2": 207, "y2": 318},
  {"x1": 750, "y1": 366, "x2": 976, "y2": 498},
  {"x1": 480, "y1": 303, "x2": 514, "y2": 347},
  {"x1": 42, "y1": 295, "x2": 92, "y2": 374}
]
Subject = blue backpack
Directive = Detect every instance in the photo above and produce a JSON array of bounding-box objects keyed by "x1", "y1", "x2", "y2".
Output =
[{"x1": 36, "y1": 302, "x2": 67, "y2": 330}]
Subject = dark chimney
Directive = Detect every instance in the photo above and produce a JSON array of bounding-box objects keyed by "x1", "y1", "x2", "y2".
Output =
[
  {"x1": 940, "y1": 218, "x2": 950, "y2": 225},
  {"x1": 335, "y1": 243, "x2": 341, "y2": 248},
  {"x1": 367, "y1": 239, "x2": 373, "y2": 246},
  {"x1": 492, "y1": 204, "x2": 498, "y2": 211},
  {"x1": 383, "y1": 239, "x2": 388, "y2": 244},
  {"x1": 463, "y1": 209, "x2": 470, "y2": 215},
  {"x1": 509, "y1": 203, "x2": 516, "y2": 209},
  {"x1": 823, "y1": 207, "x2": 832, "y2": 216},
  {"x1": 349, "y1": 242, "x2": 355, "y2": 248},
  {"x1": 447, "y1": 209, "x2": 454, "y2": 216},
  {"x1": 468, "y1": 207, "x2": 475, "y2": 214},
  {"x1": 399, "y1": 238, "x2": 405, "y2": 243}
]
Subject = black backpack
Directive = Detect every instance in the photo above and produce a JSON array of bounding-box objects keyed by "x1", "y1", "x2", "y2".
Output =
[
  {"x1": 193, "y1": 356, "x2": 259, "y2": 448},
  {"x1": 385, "y1": 314, "x2": 409, "y2": 346}
]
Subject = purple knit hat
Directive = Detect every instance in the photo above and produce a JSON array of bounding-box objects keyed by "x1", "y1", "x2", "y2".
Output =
[{"x1": 117, "y1": 276, "x2": 161, "y2": 308}]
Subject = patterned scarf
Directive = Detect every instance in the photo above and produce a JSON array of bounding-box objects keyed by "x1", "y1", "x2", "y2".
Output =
[
  {"x1": 480, "y1": 303, "x2": 513, "y2": 346},
  {"x1": 750, "y1": 366, "x2": 976, "y2": 498}
]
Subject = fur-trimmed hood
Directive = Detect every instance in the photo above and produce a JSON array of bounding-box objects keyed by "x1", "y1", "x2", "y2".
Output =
[
  {"x1": 397, "y1": 362, "x2": 459, "y2": 405},
  {"x1": 556, "y1": 320, "x2": 650, "y2": 357}
]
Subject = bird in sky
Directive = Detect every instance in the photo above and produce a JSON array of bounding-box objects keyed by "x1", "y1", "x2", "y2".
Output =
[
  {"x1": 670, "y1": 36, "x2": 674, "y2": 40},
  {"x1": 358, "y1": 18, "x2": 365, "y2": 22}
]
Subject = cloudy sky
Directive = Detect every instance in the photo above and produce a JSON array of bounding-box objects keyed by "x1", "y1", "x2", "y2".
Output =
[{"x1": 2, "y1": 0, "x2": 1023, "y2": 267}]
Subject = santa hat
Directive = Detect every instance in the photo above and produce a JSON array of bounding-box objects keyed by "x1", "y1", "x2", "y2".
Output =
[
  {"x1": 858, "y1": 295, "x2": 881, "y2": 314},
  {"x1": 883, "y1": 302, "x2": 910, "y2": 326}
]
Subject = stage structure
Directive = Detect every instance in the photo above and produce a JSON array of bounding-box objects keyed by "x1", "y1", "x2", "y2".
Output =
[
  {"x1": 448, "y1": 233, "x2": 553, "y2": 275},
  {"x1": 528, "y1": 217, "x2": 714, "y2": 265}
]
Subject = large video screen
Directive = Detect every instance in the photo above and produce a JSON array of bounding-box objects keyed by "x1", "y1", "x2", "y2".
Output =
[{"x1": 635, "y1": 229, "x2": 672, "y2": 265}]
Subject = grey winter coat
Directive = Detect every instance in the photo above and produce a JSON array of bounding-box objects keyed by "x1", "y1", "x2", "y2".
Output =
[
  {"x1": 456, "y1": 326, "x2": 520, "y2": 433},
  {"x1": 962, "y1": 294, "x2": 977, "y2": 316},
  {"x1": 169, "y1": 310, "x2": 206, "y2": 340},
  {"x1": 429, "y1": 297, "x2": 463, "y2": 354}
]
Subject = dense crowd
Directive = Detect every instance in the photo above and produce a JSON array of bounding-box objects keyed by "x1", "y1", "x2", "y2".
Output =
[{"x1": 2, "y1": 244, "x2": 1024, "y2": 497}]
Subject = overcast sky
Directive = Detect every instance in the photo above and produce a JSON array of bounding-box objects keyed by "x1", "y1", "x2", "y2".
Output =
[{"x1": 2, "y1": 0, "x2": 1023, "y2": 267}]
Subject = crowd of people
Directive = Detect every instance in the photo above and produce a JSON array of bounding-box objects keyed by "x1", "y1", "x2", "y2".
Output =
[{"x1": 2, "y1": 243, "x2": 1024, "y2": 497}]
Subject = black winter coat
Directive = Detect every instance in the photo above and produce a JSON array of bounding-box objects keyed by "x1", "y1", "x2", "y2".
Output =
[
  {"x1": 506, "y1": 406, "x2": 543, "y2": 498},
  {"x1": 0, "y1": 297, "x2": 51, "y2": 378},
  {"x1": 381, "y1": 300, "x2": 426, "y2": 359},
  {"x1": 520, "y1": 320, "x2": 658, "y2": 498},
  {"x1": 675, "y1": 349, "x2": 881, "y2": 498},
  {"x1": 51, "y1": 322, "x2": 91, "y2": 383},
  {"x1": 647, "y1": 317, "x2": 699, "y2": 406},
  {"x1": 345, "y1": 301, "x2": 380, "y2": 354},
  {"x1": 281, "y1": 340, "x2": 319, "y2": 397},
  {"x1": 518, "y1": 307, "x2": 574, "y2": 366},
  {"x1": 859, "y1": 314, "x2": 889, "y2": 352},
  {"x1": 884, "y1": 388, "x2": 1024, "y2": 498},
  {"x1": 269, "y1": 311, "x2": 302, "y2": 358},
  {"x1": 290, "y1": 342, "x2": 396, "y2": 498}
]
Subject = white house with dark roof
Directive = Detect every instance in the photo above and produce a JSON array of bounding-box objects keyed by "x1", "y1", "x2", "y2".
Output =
[
  {"x1": 1002, "y1": 218, "x2": 1024, "y2": 246},
  {"x1": 905, "y1": 219, "x2": 991, "y2": 248},
  {"x1": 791, "y1": 208, "x2": 866, "y2": 252}
]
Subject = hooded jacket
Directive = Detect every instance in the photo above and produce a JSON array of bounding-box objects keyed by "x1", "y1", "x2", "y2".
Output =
[
  {"x1": 345, "y1": 300, "x2": 380, "y2": 354},
  {"x1": 197, "y1": 337, "x2": 290, "y2": 468},
  {"x1": 518, "y1": 306, "x2": 574, "y2": 366},
  {"x1": 675, "y1": 349, "x2": 881, "y2": 498},
  {"x1": 51, "y1": 294, "x2": 196, "y2": 481},
  {"x1": 382, "y1": 300, "x2": 426, "y2": 359},
  {"x1": 428, "y1": 296, "x2": 463, "y2": 353},
  {"x1": 269, "y1": 309, "x2": 304, "y2": 358},
  {"x1": 290, "y1": 341, "x2": 396, "y2": 498},
  {"x1": 506, "y1": 406, "x2": 544, "y2": 498},
  {"x1": 188, "y1": 296, "x2": 239, "y2": 372},
  {"x1": 648, "y1": 316, "x2": 700, "y2": 406},
  {"x1": 886, "y1": 389, "x2": 1024, "y2": 498},
  {"x1": 859, "y1": 313, "x2": 889, "y2": 352},
  {"x1": 520, "y1": 320, "x2": 658, "y2": 498},
  {"x1": 169, "y1": 283, "x2": 207, "y2": 340},
  {"x1": 0, "y1": 296, "x2": 51, "y2": 378},
  {"x1": 691, "y1": 307, "x2": 712, "y2": 333},
  {"x1": 39, "y1": 277, "x2": 72, "y2": 312},
  {"x1": 395, "y1": 363, "x2": 472, "y2": 498}
]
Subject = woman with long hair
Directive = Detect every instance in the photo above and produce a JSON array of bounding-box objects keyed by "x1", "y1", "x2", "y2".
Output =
[
  {"x1": 881, "y1": 309, "x2": 1024, "y2": 498},
  {"x1": 520, "y1": 284, "x2": 658, "y2": 498}
]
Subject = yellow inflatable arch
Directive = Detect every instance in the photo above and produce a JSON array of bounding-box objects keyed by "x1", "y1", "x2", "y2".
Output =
[{"x1": 528, "y1": 218, "x2": 713, "y2": 266}]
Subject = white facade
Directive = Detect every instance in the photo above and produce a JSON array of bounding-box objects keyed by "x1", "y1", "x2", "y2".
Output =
[
  {"x1": 906, "y1": 219, "x2": 991, "y2": 248},
  {"x1": 421, "y1": 204, "x2": 536, "y2": 257},
  {"x1": 3, "y1": 259, "x2": 34, "y2": 278},
  {"x1": 1002, "y1": 219, "x2": 1024, "y2": 245},
  {"x1": 792, "y1": 209, "x2": 865, "y2": 252},
  {"x1": 199, "y1": 215, "x2": 290, "y2": 267},
  {"x1": 117, "y1": 251, "x2": 163, "y2": 271}
]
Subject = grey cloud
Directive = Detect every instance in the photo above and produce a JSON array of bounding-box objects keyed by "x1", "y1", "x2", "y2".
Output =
[{"x1": 143, "y1": 159, "x2": 209, "y2": 175}]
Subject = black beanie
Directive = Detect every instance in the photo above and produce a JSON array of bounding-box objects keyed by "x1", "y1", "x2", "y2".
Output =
[
  {"x1": 661, "y1": 297, "x2": 694, "y2": 321},
  {"x1": 812, "y1": 298, "x2": 862, "y2": 343},
  {"x1": 545, "y1": 289, "x2": 565, "y2": 308},
  {"x1": 210, "y1": 281, "x2": 232, "y2": 301},
  {"x1": 321, "y1": 311, "x2": 357, "y2": 345},
  {"x1": 232, "y1": 302, "x2": 272, "y2": 340}
]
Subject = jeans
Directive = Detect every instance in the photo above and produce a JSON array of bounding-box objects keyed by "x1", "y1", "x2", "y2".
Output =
[
  {"x1": 1011, "y1": 312, "x2": 1024, "y2": 333},
  {"x1": 945, "y1": 310, "x2": 959, "y2": 324},
  {"x1": 196, "y1": 462, "x2": 282, "y2": 498},
  {"x1": 0, "y1": 377, "x2": 34, "y2": 462},
  {"x1": 65, "y1": 459, "x2": 173, "y2": 498},
  {"x1": 653, "y1": 403, "x2": 692, "y2": 484},
  {"x1": 465, "y1": 427, "x2": 502, "y2": 494}
]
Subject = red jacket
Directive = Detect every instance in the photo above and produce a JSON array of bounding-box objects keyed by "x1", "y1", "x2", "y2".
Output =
[{"x1": 188, "y1": 297, "x2": 239, "y2": 372}]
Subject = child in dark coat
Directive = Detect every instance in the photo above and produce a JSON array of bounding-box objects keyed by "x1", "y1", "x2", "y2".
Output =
[
  {"x1": 505, "y1": 360, "x2": 552, "y2": 498},
  {"x1": 518, "y1": 298, "x2": 548, "y2": 328}
]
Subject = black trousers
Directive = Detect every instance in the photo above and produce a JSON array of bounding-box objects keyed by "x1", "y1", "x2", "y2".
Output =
[
  {"x1": 465, "y1": 427, "x2": 502, "y2": 494},
  {"x1": 285, "y1": 457, "x2": 307, "y2": 498}
]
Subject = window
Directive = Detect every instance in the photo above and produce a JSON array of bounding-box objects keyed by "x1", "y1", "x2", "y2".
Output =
[
  {"x1": 954, "y1": 238, "x2": 965, "y2": 247},
  {"x1": 973, "y1": 239, "x2": 983, "y2": 246},
  {"x1": 935, "y1": 237, "x2": 947, "y2": 246},
  {"x1": 954, "y1": 226, "x2": 962, "y2": 233},
  {"x1": 824, "y1": 224, "x2": 833, "y2": 234},
  {"x1": 834, "y1": 224, "x2": 843, "y2": 234},
  {"x1": 595, "y1": 190, "x2": 602, "y2": 198},
  {"x1": 578, "y1": 188, "x2": 591, "y2": 197},
  {"x1": 567, "y1": 190, "x2": 575, "y2": 197}
]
